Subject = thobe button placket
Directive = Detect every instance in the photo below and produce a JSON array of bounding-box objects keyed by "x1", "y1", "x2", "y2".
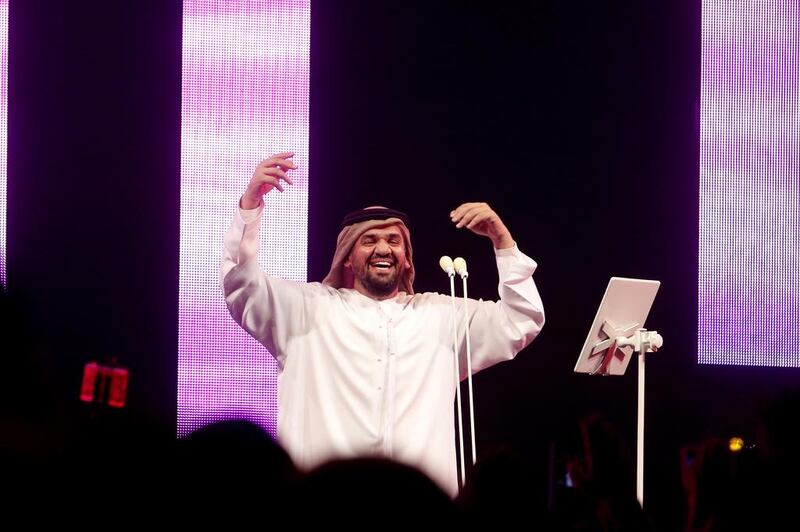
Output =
[
  {"x1": 377, "y1": 308, "x2": 390, "y2": 392},
  {"x1": 383, "y1": 315, "x2": 396, "y2": 455}
]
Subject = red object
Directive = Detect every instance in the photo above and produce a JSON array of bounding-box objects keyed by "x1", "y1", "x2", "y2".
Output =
[
  {"x1": 80, "y1": 360, "x2": 129, "y2": 408},
  {"x1": 107, "y1": 367, "x2": 129, "y2": 408},
  {"x1": 80, "y1": 362, "x2": 100, "y2": 403}
]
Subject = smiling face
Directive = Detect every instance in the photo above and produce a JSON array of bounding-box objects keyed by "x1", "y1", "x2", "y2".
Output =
[{"x1": 345, "y1": 224, "x2": 411, "y2": 299}]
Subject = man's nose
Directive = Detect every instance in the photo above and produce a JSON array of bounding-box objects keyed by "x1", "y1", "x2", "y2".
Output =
[{"x1": 374, "y1": 240, "x2": 391, "y2": 254}]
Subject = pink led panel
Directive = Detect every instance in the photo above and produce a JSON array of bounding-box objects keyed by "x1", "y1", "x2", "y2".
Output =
[
  {"x1": 699, "y1": 1, "x2": 799, "y2": 366},
  {"x1": 178, "y1": 1, "x2": 309, "y2": 436},
  {"x1": 0, "y1": 1, "x2": 7, "y2": 288}
]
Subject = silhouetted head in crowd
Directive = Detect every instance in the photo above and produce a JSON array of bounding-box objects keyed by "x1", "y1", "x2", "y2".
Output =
[
  {"x1": 556, "y1": 412, "x2": 651, "y2": 531},
  {"x1": 298, "y1": 457, "x2": 459, "y2": 525},
  {"x1": 176, "y1": 419, "x2": 299, "y2": 516},
  {"x1": 457, "y1": 445, "x2": 546, "y2": 528}
]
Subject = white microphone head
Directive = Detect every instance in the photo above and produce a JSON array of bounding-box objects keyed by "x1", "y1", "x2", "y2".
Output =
[
  {"x1": 439, "y1": 255, "x2": 455, "y2": 276},
  {"x1": 453, "y1": 257, "x2": 468, "y2": 277}
]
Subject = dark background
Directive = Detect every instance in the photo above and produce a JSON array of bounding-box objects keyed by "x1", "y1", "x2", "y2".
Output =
[{"x1": 5, "y1": 1, "x2": 798, "y2": 528}]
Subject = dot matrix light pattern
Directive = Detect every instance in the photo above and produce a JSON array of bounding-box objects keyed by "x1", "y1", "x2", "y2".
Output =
[
  {"x1": 0, "y1": 1, "x2": 8, "y2": 288},
  {"x1": 699, "y1": 1, "x2": 799, "y2": 367},
  {"x1": 178, "y1": 0, "x2": 309, "y2": 437}
]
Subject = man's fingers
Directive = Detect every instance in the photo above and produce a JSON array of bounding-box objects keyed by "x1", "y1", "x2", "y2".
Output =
[
  {"x1": 260, "y1": 159, "x2": 297, "y2": 171},
  {"x1": 269, "y1": 151, "x2": 294, "y2": 160},
  {"x1": 456, "y1": 208, "x2": 482, "y2": 228},
  {"x1": 259, "y1": 153, "x2": 298, "y2": 171},
  {"x1": 257, "y1": 175, "x2": 284, "y2": 193},
  {"x1": 261, "y1": 166, "x2": 293, "y2": 185},
  {"x1": 267, "y1": 177, "x2": 285, "y2": 193},
  {"x1": 466, "y1": 211, "x2": 492, "y2": 229},
  {"x1": 454, "y1": 204, "x2": 489, "y2": 228},
  {"x1": 246, "y1": 153, "x2": 296, "y2": 203},
  {"x1": 272, "y1": 157, "x2": 297, "y2": 171},
  {"x1": 450, "y1": 202, "x2": 487, "y2": 223},
  {"x1": 447, "y1": 201, "x2": 508, "y2": 244},
  {"x1": 453, "y1": 206, "x2": 473, "y2": 227}
]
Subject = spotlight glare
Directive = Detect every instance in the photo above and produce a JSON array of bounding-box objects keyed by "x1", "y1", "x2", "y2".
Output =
[{"x1": 729, "y1": 437, "x2": 745, "y2": 452}]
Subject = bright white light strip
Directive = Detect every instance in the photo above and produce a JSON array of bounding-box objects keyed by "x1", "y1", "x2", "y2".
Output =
[
  {"x1": 0, "y1": 1, "x2": 8, "y2": 288},
  {"x1": 699, "y1": 1, "x2": 799, "y2": 367},
  {"x1": 178, "y1": 1, "x2": 310, "y2": 436}
]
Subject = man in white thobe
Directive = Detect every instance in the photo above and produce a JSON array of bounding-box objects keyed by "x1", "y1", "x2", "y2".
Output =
[{"x1": 221, "y1": 152, "x2": 545, "y2": 496}]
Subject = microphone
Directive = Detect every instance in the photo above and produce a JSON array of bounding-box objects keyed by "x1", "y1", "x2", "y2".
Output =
[
  {"x1": 439, "y1": 255, "x2": 455, "y2": 277},
  {"x1": 453, "y1": 257, "x2": 468, "y2": 278}
]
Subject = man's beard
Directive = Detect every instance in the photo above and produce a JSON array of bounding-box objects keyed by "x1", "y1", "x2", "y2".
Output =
[{"x1": 357, "y1": 264, "x2": 401, "y2": 297}]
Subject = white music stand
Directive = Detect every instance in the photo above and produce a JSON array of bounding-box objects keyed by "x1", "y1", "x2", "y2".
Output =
[{"x1": 574, "y1": 277, "x2": 662, "y2": 508}]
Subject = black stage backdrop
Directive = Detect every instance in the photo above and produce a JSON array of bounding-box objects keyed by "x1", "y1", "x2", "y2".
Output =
[{"x1": 5, "y1": 2, "x2": 798, "y2": 528}]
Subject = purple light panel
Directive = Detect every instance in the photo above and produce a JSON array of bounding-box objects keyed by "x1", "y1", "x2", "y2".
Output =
[
  {"x1": 0, "y1": 1, "x2": 7, "y2": 288},
  {"x1": 699, "y1": 1, "x2": 799, "y2": 366},
  {"x1": 178, "y1": 1, "x2": 310, "y2": 436}
]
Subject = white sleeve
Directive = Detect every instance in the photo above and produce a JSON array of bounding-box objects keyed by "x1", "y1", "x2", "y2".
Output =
[
  {"x1": 456, "y1": 244, "x2": 545, "y2": 378},
  {"x1": 220, "y1": 204, "x2": 319, "y2": 368}
]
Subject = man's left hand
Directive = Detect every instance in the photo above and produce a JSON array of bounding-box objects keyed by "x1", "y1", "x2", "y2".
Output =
[{"x1": 450, "y1": 202, "x2": 515, "y2": 249}]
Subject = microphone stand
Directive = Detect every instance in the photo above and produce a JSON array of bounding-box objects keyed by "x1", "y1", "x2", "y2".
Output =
[
  {"x1": 441, "y1": 256, "x2": 467, "y2": 488},
  {"x1": 455, "y1": 257, "x2": 477, "y2": 467}
]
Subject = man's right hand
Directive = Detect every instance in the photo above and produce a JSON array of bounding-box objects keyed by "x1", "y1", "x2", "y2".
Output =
[{"x1": 240, "y1": 152, "x2": 297, "y2": 210}]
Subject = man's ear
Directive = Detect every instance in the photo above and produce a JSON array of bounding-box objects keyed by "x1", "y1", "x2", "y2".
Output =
[{"x1": 344, "y1": 257, "x2": 352, "y2": 269}]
